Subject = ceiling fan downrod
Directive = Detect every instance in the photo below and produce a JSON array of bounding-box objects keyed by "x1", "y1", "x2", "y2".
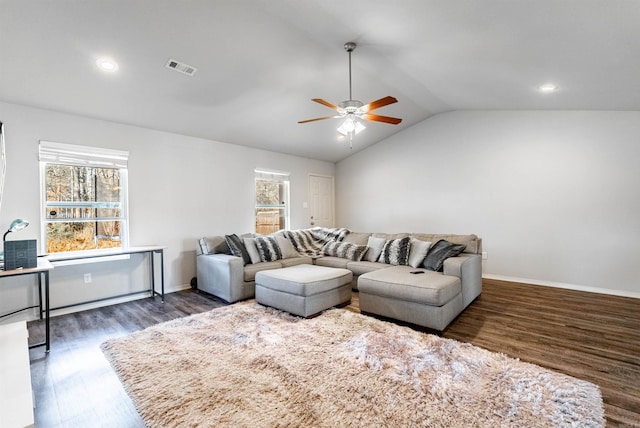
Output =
[{"x1": 344, "y1": 42, "x2": 356, "y2": 101}]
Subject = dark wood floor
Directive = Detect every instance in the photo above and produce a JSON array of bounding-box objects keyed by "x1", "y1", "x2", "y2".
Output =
[{"x1": 27, "y1": 280, "x2": 639, "y2": 427}]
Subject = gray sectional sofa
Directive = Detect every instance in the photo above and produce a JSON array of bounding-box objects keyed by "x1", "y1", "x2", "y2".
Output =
[{"x1": 196, "y1": 230, "x2": 482, "y2": 331}]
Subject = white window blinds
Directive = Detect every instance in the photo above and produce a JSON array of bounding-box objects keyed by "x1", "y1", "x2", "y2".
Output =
[
  {"x1": 39, "y1": 141, "x2": 129, "y2": 169},
  {"x1": 254, "y1": 169, "x2": 290, "y2": 182}
]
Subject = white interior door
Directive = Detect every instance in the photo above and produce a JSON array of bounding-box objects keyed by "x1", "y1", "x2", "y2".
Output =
[{"x1": 308, "y1": 174, "x2": 334, "y2": 228}]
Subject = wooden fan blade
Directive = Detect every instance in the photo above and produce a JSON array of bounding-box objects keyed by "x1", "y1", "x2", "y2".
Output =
[
  {"x1": 364, "y1": 96, "x2": 398, "y2": 112},
  {"x1": 312, "y1": 98, "x2": 339, "y2": 110},
  {"x1": 363, "y1": 113, "x2": 403, "y2": 125},
  {"x1": 298, "y1": 116, "x2": 335, "y2": 124}
]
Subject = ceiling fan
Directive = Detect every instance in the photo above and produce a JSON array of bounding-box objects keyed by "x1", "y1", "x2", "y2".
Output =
[{"x1": 298, "y1": 42, "x2": 402, "y2": 148}]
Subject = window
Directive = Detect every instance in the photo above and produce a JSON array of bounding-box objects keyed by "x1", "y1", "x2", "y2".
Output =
[
  {"x1": 255, "y1": 169, "x2": 289, "y2": 234},
  {"x1": 39, "y1": 141, "x2": 129, "y2": 254}
]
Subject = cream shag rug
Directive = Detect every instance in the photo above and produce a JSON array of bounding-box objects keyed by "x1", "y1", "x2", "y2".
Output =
[{"x1": 101, "y1": 302, "x2": 604, "y2": 427}]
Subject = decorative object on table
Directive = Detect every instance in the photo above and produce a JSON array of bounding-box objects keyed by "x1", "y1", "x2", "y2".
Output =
[
  {"x1": 2, "y1": 219, "x2": 34, "y2": 269},
  {"x1": 101, "y1": 302, "x2": 604, "y2": 427},
  {"x1": 3, "y1": 218, "x2": 29, "y2": 242},
  {"x1": 4, "y1": 240, "x2": 37, "y2": 271}
]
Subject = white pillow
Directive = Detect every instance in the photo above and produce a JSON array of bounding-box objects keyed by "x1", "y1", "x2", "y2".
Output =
[
  {"x1": 243, "y1": 238, "x2": 262, "y2": 264},
  {"x1": 276, "y1": 236, "x2": 300, "y2": 259},
  {"x1": 365, "y1": 236, "x2": 387, "y2": 262},
  {"x1": 408, "y1": 238, "x2": 431, "y2": 268}
]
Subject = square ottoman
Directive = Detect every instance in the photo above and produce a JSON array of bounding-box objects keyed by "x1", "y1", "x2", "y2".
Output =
[
  {"x1": 255, "y1": 264, "x2": 353, "y2": 317},
  {"x1": 358, "y1": 265, "x2": 463, "y2": 331}
]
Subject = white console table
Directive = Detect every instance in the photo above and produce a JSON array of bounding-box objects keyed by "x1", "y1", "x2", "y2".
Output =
[{"x1": 0, "y1": 321, "x2": 35, "y2": 428}]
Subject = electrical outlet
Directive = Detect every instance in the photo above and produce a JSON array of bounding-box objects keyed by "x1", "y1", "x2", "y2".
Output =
[
  {"x1": 84, "y1": 273, "x2": 92, "y2": 283},
  {"x1": 482, "y1": 252, "x2": 488, "y2": 260}
]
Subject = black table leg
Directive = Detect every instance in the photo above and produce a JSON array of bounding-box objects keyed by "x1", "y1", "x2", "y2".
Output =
[
  {"x1": 160, "y1": 249, "x2": 165, "y2": 303},
  {"x1": 45, "y1": 270, "x2": 50, "y2": 353},
  {"x1": 38, "y1": 273, "x2": 43, "y2": 320},
  {"x1": 150, "y1": 251, "x2": 155, "y2": 298}
]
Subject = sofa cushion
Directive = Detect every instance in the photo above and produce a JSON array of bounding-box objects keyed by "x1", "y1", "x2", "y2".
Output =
[
  {"x1": 225, "y1": 234, "x2": 252, "y2": 265},
  {"x1": 255, "y1": 236, "x2": 283, "y2": 262},
  {"x1": 342, "y1": 232, "x2": 371, "y2": 246},
  {"x1": 365, "y1": 236, "x2": 387, "y2": 262},
  {"x1": 358, "y1": 266, "x2": 461, "y2": 307},
  {"x1": 422, "y1": 239, "x2": 467, "y2": 272},
  {"x1": 377, "y1": 237, "x2": 411, "y2": 266},
  {"x1": 279, "y1": 256, "x2": 314, "y2": 267},
  {"x1": 321, "y1": 241, "x2": 368, "y2": 261},
  {"x1": 315, "y1": 256, "x2": 349, "y2": 269},
  {"x1": 345, "y1": 260, "x2": 389, "y2": 276},
  {"x1": 243, "y1": 261, "x2": 283, "y2": 282},
  {"x1": 408, "y1": 238, "x2": 431, "y2": 268}
]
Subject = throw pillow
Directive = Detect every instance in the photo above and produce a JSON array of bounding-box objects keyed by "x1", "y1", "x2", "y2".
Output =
[
  {"x1": 243, "y1": 238, "x2": 262, "y2": 264},
  {"x1": 225, "y1": 234, "x2": 252, "y2": 265},
  {"x1": 276, "y1": 236, "x2": 300, "y2": 259},
  {"x1": 422, "y1": 239, "x2": 467, "y2": 272},
  {"x1": 321, "y1": 241, "x2": 368, "y2": 262},
  {"x1": 365, "y1": 236, "x2": 387, "y2": 262},
  {"x1": 408, "y1": 238, "x2": 431, "y2": 268},
  {"x1": 254, "y1": 236, "x2": 283, "y2": 262},
  {"x1": 197, "y1": 237, "x2": 210, "y2": 255},
  {"x1": 209, "y1": 236, "x2": 231, "y2": 254},
  {"x1": 377, "y1": 237, "x2": 411, "y2": 266}
]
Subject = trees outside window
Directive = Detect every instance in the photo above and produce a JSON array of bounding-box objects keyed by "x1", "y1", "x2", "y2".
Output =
[
  {"x1": 40, "y1": 141, "x2": 128, "y2": 254},
  {"x1": 255, "y1": 170, "x2": 289, "y2": 234}
]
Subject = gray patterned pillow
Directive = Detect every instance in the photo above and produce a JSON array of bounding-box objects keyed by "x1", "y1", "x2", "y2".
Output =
[
  {"x1": 255, "y1": 236, "x2": 283, "y2": 262},
  {"x1": 377, "y1": 237, "x2": 411, "y2": 266},
  {"x1": 197, "y1": 237, "x2": 210, "y2": 255},
  {"x1": 422, "y1": 239, "x2": 467, "y2": 272},
  {"x1": 224, "y1": 234, "x2": 252, "y2": 265},
  {"x1": 321, "y1": 241, "x2": 368, "y2": 261}
]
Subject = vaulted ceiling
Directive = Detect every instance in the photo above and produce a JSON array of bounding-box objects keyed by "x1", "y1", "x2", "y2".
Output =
[{"x1": 1, "y1": 1, "x2": 638, "y2": 162}]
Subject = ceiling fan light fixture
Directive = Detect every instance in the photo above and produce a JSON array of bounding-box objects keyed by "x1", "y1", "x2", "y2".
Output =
[
  {"x1": 298, "y1": 41, "x2": 401, "y2": 146},
  {"x1": 337, "y1": 117, "x2": 365, "y2": 136}
]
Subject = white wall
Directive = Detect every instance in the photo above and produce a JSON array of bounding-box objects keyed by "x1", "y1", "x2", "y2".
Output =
[
  {"x1": 336, "y1": 110, "x2": 640, "y2": 297},
  {"x1": 0, "y1": 101, "x2": 334, "y2": 320}
]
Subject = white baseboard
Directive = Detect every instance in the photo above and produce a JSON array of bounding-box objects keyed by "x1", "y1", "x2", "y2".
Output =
[
  {"x1": 483, "y1": 273, "x2": 640, "y2": 299},
  {"x1": 47, "y1": 283, "x2": 193, "y2": 318}
]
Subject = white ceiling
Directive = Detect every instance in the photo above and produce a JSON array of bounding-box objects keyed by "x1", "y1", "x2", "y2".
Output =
[{"x1": 1, "y1": 1, "x2": 639, "y2": 162}]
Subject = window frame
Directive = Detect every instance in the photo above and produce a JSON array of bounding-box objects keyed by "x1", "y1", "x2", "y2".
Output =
[
  {"x1": 254, "y1": 169, "x2": 290, "y2": 234},
  {"x1": 39, "y1": 141, "x2": 130, "y2": 255}
]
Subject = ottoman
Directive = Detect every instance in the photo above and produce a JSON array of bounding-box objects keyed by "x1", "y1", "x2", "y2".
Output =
[
  {"x1": 255, "y1": 265, "x2": 353, "y2": 317},
  {"x1": 358, "y1": 265, "x2": 463, "y2": 331}
]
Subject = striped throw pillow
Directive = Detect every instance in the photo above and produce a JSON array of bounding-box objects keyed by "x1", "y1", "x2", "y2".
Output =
[
  {"x1": 377, "y1": 237, "x2": 411, "y2": 266},
  {"x1": 255, "y1": 236, "x2": 283, "y2": 262},
  {"x1": 321, "y1": 241, "x2": 368, "y2": 261}
]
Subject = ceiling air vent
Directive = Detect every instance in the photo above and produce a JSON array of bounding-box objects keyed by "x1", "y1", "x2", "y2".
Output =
[{"x1": 165, "y1": 58, "x2": 198, "y2": 76}]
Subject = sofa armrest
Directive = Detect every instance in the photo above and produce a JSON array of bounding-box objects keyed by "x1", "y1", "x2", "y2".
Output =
[
  {"x1": 443, "y1": 254, "x2": 482, "y2": 308},
  {"x1": 196, "y1": 254, "x2": 251, "y2": 303}
]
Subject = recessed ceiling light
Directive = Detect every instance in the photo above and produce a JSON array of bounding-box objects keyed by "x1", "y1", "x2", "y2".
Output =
[
  {"x1": 96, "y1": 57, "x2": 119, "y2": 72},
  {"x1": 538, "y1": 83, "x2": 558, "y2": 93}
]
